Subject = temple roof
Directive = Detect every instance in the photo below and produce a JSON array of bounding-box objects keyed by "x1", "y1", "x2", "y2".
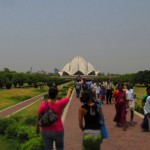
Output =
[{"x1": 59, "y1": 56, "x2": 100, "y2": 76}]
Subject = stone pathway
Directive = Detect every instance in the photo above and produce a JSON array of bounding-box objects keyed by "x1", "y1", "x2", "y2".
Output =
[{"x1": 64, "y1": 92, "x2": 150, "y2": 150}]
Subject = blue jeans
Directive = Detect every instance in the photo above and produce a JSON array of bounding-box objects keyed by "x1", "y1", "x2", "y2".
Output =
[{"x1": 42, "y1": 130, "x2": 64, "y2": 150}]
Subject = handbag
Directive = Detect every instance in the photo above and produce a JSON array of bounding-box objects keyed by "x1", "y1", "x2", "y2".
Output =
[{"x1": 38, "y1": 101, "x2": 58, "y2": 127}]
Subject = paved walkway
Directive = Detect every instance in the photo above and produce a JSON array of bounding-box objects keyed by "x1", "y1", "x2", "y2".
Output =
[
  {"x1": 0, "y1": 93, "x2": 45, "y2": 117},
  {"x1": 64, "y1": 92, "x2": 150, "y2": 150},
  {"x1": 64, "y1": 90, "x2": 83, "y2": 149}
]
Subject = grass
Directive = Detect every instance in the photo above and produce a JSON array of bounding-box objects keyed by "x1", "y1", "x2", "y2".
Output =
[
  {"x1": 133, "y1": 86, "x2": 146, "y2": 96},
  {"x1": 13, "y1": 99, "x2": 42, "y2": 118},
  {"x1": 133, "y1": 86, "x2": 147, "y2": 113},
  {"x1": 0, "y1": 87, "x2": 48, "y2": 110},
  {"x1": 133, "y1": 86, "x2": 146, "y2": 105},
  {"x1": 0, "y1": 136, "x2": 19, "y2": 150}
]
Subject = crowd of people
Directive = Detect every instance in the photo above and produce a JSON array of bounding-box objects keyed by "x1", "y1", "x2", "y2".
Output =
[
  {"x1": 74, "y1": 78, "x2": 113, "y2": 105},
  {"x1": 35, "y1": 78, "x2": 150, "y2": 150},
  {"x1": 74, "y1": 79, "x2": 136, "y2": 131},
  {"x1": 76, "y1": 78, "x2": 150, "y2": 129}
]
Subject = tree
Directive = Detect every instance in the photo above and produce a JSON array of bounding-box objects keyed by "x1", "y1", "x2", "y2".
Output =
[
  {"x1": 0, "y1": 72, "x2": 9, "y2": 89},
  {"x1": 3, "y1": 68, "x2": 10, "y2": 72}
]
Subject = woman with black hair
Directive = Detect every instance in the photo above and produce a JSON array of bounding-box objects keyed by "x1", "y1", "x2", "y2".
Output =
[
  {"x1": 113, "y1": 83, "x2": 127, "y2": 131},
  {"x1": 36, "y1": 86, "x2": 72, "y2": 150},
  {"x1": 79, "y1": 90, "x2": 104, "y2": 150}
]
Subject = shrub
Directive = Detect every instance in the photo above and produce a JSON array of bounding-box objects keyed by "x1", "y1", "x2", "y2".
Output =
[
  {"x1": 6, "y1": 82, "x2": 12, "y2": 89},
  {"x1": 44, "y1": 94, "x2": 49, "y2": 100},
  {"x1": 5, "y1": 124, "x2": 31, "y2": 143},
  {"x1": 47, "y1": 81, "x2": 53, "y2": 87},
  {"x1": 34, "y1": 83, "x2": 38, "y2": 88},
  {"x1": 24, "y1": 115, "x2": 37, "y2": 126},
  {"x1": 135, "y1": 103, "x2": 144, "y2": 114},
  {"x1": 21, "y1": 137, "x2": 44, "y2": 150},
  {"x1": 0, "y1": 118, "x2": 17, "y2": 134},
  {"x1": 5, "y1": 123, "x2": 18, "y2": 139}
]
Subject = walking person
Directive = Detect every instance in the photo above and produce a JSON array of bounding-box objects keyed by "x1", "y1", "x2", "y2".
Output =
[
  {"x1": 113, "y1": 83, "x2": 127, "y2": 131},
  {"x1": 79, "y1": 90, "x2": 104, "y2": 150},
  {"x1": 95, "y1": 82, "x2": 101, "y2": 100},
  {"x1": 75, "y1": 79, "x2": 81, "y2": 98},
  {"x1": 82, "y1": 79, "x2": 88, "y2": 91},
  {"x1": 125, "y1": 83, "x2": 135, "y2": 126},
  {"x1": 141, "y1": 86, "x2": 150, "y2": 131},
  {"x1": 100, "y1": 85, "x2": 106, "y2": 104},
  {"x1": 87, "y1": 79, "x2": 92, "y2": 90},
  {"x1": 106, "y1": 80, "x2": 112, "y2": 104},
  {"x1": 91, "y1": 81, "x2": 96, "y2": 99},
  {"x1": 36, "y1": 86, "x2": 72, "y2": 150}
]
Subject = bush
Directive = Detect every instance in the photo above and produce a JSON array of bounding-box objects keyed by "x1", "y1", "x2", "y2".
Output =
[
  {"x1": 0, "y1": 118, "x2": 17, "y2": 134},
  {"x1": 6, "y1": 82, "x2": 12, "y2": 89},
  {"x1": 135, "y1": 103, "x2": 144, "y2": 114},
  {"x1": 24, "y1": 115, "x2": 37, "y2": 126},
  {"x1": 44, "y1": 94, "x2": 49, "y2": 100},
  {"x1": 5, "y1": 124, "x2": 31, "y2": 143},
  {"x1": 21, "y1": 137, "x2": 44, "y2": 150},
  {"x1": 47, "y1": 81, "x2": 53, "y2": 87},
  {"x1": 34, "y1": 83, "x2": 38, "y2": 88}
]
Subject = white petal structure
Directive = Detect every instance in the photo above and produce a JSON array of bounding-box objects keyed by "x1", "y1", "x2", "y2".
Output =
[
  {"x1": 59, "y1": 56, "x2": 100, "y2": 76},
  {"x1": 62, "y1": 63, "x2": 70, "y2": 75}
]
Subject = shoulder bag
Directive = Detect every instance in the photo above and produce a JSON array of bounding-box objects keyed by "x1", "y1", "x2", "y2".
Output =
[{"x1": 38, "y1": 101, "x2": 58, "y2": 127}]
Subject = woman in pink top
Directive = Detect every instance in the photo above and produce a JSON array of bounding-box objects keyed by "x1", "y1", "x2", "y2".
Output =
[{"x1": 36, "y1": 86, "x2": 72, "y2": 150}]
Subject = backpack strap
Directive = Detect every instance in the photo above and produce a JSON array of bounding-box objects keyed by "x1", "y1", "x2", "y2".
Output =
[{"x1": 45, "y1": 100, "x2": 50, "y2": 112}]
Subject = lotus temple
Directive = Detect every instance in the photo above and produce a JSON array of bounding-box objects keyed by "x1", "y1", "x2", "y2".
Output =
[{"x1": 58, "y1": 56, "x2": 100, "y2": 76}]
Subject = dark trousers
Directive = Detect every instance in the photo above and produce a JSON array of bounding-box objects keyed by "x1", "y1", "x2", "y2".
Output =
[
  {"x1": 106, "y1": 90, "x2": 112, "y2": 104},
  {"x1": 76, "y1": 89, "x2": 80, "y2": 97}
]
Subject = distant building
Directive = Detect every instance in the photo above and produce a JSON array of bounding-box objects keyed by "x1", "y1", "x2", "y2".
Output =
[{"x1": 58, "y1": 56, "x2": 100, "y2": 76}]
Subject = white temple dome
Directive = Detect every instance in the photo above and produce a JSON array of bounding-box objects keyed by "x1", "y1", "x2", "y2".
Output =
[{"x1": 59, "y1": 56, "x2": 100, "y2": 76}]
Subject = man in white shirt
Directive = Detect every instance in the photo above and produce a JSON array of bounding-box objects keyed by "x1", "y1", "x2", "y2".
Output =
[
  {"x1": 105, "y1": 80, "x2": 112, "y2": 104},
  {"x1": 125, "y1": 83, "x2": 135, "y2": 126},
  {"x1": 95, "y1": 82, "x2": 101, "y2": 100}
]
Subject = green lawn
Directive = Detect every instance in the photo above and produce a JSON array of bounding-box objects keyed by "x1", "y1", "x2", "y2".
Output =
[
  {"x1": 0, "y1": 87, "x2": 48, "y2": 110},
  {"x1": 133, "y1": 86, "x2": 146, "y2": 96},
  {"x1": 13, "y1": 99, "x2": 42, "y2": 118}
]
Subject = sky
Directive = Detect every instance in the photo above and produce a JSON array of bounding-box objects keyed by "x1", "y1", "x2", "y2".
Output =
[{"x1": 0, "y1": 0, "x2": 150, "y2": 74}]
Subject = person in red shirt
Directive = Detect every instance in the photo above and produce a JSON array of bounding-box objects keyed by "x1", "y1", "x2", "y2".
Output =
[
  {"x1": 36, "y1": 86, "x2": 72, "y2": 150},
  {"x1": 113, "y1": 83, "x2": 127, "y2": 131}
]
